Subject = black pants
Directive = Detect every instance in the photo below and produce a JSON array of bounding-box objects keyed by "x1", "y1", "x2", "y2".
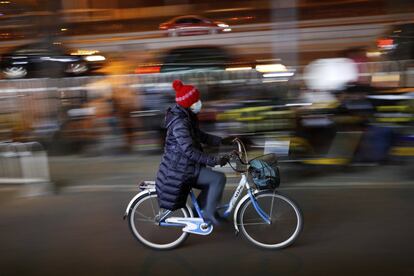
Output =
[{"x1": 192, "y1": 167, "x2": 226, "y2": 220}]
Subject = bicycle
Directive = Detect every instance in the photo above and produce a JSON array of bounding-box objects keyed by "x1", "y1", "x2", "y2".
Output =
[{"x1": 124, "y1": 138, "x2": 303, "y2": 250}]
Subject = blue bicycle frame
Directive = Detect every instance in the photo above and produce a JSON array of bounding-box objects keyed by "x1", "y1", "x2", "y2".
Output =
[{"x1": 159, "y1": 173, "x2": 271, "y2": 228}]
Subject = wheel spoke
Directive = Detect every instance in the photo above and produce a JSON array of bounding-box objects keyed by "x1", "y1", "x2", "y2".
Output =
[
  {"x1": 129, "y1": 192, "x2": 190, "y2": 250},
  {"x1": 134, "y1": 218, "x2": 155, "y2": 223},
  {"x1": 242, "y1": 218, "x2": 267, "y2": 223},
  {"x1": 149, "y1": 195, "x2": 156, "y2": 216},
  {"x1": 237, "y1": 222, "x2": 269, "y2": 226},
  {"x1": 133, "y1": 209, "x2": 153, "y2": 220},
  {"x1": 269, "y1": 190, "x2": 276, "y2": 218},
  {"x1": 238, "y1": 192, "x2": 302, "y2": 249}
]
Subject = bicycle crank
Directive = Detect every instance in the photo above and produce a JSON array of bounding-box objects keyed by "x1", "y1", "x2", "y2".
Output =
[{"x1": 165, "y1": 217, "x2": 213, "y2": 235}]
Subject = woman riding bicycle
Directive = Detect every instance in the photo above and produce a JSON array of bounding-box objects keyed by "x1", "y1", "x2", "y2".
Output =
[{"x1": 155, "y1": 80, "x2": 232, "y2": 225}]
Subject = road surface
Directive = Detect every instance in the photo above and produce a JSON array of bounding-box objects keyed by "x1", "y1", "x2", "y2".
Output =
[{"x1": 1, "y1": 183, "x2": 413, "y2": 276}]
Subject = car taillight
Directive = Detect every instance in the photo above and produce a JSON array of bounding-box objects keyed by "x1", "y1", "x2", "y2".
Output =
[
  {"x1": 135, "y1": 66, "x2": 161, "y2": 74},
  {"x1": 377, "y1": 38, "x2": 394, "y2": 49}
]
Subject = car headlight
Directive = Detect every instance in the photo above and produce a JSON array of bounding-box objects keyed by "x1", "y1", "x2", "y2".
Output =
[
  {"x1": 225, "y1": 66, "x2": 252, "y2": 71},
  {"x1": 218, "y1": 23, "x2": 229, "y2": 28},
  {"x1": 84, "y1": 55, "x2": 106, "y2": 62},
  {"x1": 256, "y1": 64, "x2": 287, "y2": 73},
  {"x1": 70, "y1": 50, "x2": 99, "y2": 56}
]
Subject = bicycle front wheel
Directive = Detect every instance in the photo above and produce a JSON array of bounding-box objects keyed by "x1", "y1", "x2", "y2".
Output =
[
  {"x1": 128, "y1": 191, "x2": 191, "y2": 250},
  {"x1": 237, "y1": 191, "x2": 303, "y2": 249}
]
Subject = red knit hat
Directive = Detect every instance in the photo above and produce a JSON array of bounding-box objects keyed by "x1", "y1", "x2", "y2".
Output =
[{"x1": 173, "y1": 80, "x2": 200, "y2": 108}]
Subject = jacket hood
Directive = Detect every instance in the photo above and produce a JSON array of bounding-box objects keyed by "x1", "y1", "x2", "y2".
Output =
[{"x1": 164, "y1": 104, "x2": 190, "y2": 129}]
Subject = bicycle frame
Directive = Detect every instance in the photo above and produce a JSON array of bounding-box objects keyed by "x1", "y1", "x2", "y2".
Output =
[
  {"x1": 158, "y1": 172, "x2": 271, "y2": 232},
  {"x1": 225, "y1": 173, "x2": 271, "y2": 223},
  {"x1": 125, "y1": 138, "x2": 304, "y2": 249}
]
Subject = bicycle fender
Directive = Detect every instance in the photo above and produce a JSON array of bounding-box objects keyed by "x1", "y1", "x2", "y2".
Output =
[
  {"x1": 233, "y1": 193, "x2": 255, "y2": 233},
  {"x1": 123, "y1": 189, "x2": 156, "y2": 219}
]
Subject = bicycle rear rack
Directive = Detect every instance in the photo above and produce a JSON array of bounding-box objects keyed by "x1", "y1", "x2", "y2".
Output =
[{"x1": 139, "y1": 181, "x2": 156, "y2": 191}]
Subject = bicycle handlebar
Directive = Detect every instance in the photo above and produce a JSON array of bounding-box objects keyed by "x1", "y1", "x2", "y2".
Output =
[
  {"x1": 229, "y1": 150, "x2": 248, "y2": 166},
  {"x1": 224, "y1": 137, "x2": 249, "y2": 173}
]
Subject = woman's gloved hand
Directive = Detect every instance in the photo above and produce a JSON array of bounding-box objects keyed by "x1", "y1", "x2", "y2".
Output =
[
  {"x1": 216, "y1": 155, "x2": 230, "y2": 167},
  {"x1": 221, "y1": 136, "x2": 237, "y2": 145}
]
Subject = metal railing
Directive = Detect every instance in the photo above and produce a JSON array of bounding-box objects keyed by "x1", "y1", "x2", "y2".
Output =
[{"x1": 0, "y1": 142, "x2": 51, "y2": 196}]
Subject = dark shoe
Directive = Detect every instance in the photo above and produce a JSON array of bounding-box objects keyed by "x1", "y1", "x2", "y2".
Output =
[
  {"x1": 203, "y1": 214, "x2": 221, "y2": 226},
  {"x1": 214, "y1": 211, "x2": 230, "y2": 223}
]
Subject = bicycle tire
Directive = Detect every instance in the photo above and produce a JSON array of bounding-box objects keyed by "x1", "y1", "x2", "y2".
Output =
[
  {"x1": 128, "y1": 190, "x2": 192, "y2": 250},
  {"x1": 237, "y1": 190, "x2": 303, "y2": 249}
]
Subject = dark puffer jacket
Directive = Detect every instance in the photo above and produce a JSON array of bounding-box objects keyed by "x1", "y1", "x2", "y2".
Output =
[{"x1": 155, "y1": 104, "x2": 222, "y2": 210}]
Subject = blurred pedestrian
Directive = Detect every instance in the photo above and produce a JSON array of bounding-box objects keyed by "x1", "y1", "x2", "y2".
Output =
[{"x1": 111, "y1": 81, "x2": 140, "y2": 152}]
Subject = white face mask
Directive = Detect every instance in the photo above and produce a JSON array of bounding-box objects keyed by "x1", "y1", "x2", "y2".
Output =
[{"x1": 190, "y1": 100, "x2": 202, "y2": 114}]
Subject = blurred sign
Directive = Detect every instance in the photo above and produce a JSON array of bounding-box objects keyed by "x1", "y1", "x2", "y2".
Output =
[{"x1": 264, "y1": 140, "x2": 290, "y2": 156}]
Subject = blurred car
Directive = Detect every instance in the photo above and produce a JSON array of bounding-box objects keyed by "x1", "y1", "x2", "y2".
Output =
[
  {"x1": 0, "y1": 42, "x2": 106, "y2": 79},
  {"x1": 376, "y1": 23, "x2": 414, "y2": 60},
  {"x1": 159, "y1": 15, "x2": 231, "y2": 37},
  {"x1": 136, "y1": 46, "x2": 235, "y2": 73},
  {"x1": 135, "y1": 45, "x2": 294, "y2": 77}
]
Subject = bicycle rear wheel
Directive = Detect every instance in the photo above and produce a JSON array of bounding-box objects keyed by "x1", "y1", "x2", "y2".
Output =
[
  {"x1": 237, "y1": 191, "x2": 303, "y2": 249},
  {"x1": 128, "y1": 191, "x2": 192, "y2": 250}
]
